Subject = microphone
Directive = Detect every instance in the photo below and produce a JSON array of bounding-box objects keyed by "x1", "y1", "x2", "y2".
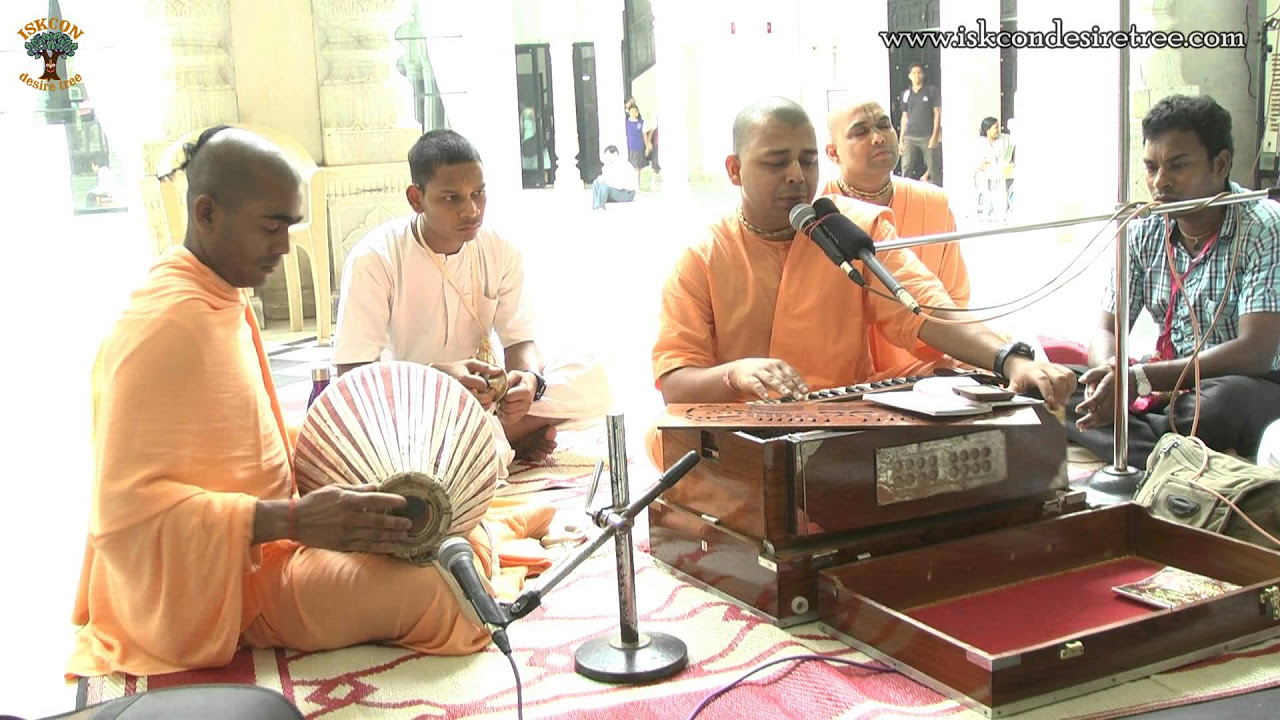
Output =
[
  {"x1": 811, "y1": 197, "x2": 921, "y2": 314},
  {"x1": 789, "y1": 203, "x2": 866, "y2": 286},
  {"x1": 437, "y1": 536, "x2": 513, "y2": 654}
]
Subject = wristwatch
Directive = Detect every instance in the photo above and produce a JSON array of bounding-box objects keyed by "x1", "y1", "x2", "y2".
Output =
[
  {"x1": 993, "y1": 340, "x2": 1036, "y2": 379},
  {"x1": 1131, "y1": 364, "x2": 1153, "y2": 397},
  {"x1": 531, "y1": 371, "x2": 547, "y2": 402}
]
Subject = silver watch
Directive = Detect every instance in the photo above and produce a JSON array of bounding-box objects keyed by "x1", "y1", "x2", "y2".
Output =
[{"x1": 1131, "y1": 364, "x2": 1153, "y2": 397}]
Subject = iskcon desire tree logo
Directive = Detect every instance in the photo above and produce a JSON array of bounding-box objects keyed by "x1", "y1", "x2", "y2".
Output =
[{"x1": 18, "y1": 17, "x2": 83, "y2": 90}]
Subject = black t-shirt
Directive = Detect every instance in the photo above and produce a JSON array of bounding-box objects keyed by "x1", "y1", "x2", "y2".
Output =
[{"x1": 901, "y1": 85, "x2": 940, "y2": 138}]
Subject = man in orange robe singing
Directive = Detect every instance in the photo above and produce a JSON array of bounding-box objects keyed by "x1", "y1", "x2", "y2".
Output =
[
  {"x1": 68, "y1": 127, "x2": 551, "y2": 678},
  {"x1": 647, "y1": 98, "x2": 1075, "y2": 464},
  {"x1": 823, "y1": 99, "x2": 970, "y2": 377}
]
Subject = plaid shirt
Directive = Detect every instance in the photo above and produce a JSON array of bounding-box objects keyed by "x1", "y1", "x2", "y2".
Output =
[{"x1": 1102, "y1": 182, "x2": 1280, "y2": 370}]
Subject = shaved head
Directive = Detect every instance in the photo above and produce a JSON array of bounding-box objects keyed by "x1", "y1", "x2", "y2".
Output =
[
  {"x1": 824, "y1": 99, "x2": 898, "y2": 189},
  {"x1": 826, "y1": 100, "x2": 886, "y2": 142},
  {"x1": 183, "y1": 126, "x2": 301, "y2": 212},
  {"x1": 732, "y1": 97, "x2": 812, "y2": 155},
  {"x1": 180, "y1": 126, "x2": 304, "y2": 288},
  {"x1": 725, "y1": 98, "x2": 819, "y2": 233}
]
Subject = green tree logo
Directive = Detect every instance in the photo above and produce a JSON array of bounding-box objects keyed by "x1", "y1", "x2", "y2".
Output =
[{"x1": 25, "y1": 30, "x2": 78, "y2": 81}]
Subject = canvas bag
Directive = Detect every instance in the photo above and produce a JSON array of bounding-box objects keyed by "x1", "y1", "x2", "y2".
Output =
[{"x1": 1134, "y1": 433, "x2": 1280, "y2": 549}]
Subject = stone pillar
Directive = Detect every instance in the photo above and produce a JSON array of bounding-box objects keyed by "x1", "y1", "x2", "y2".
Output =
[
  {"x1": 594, "y1": 0, "x2": 628, "y2": 154},
  {"x1": 551, "y1": 36, "x2": 582, "y2": 190},
  {"x1": 228, "y1": 0, "x2": 323, "y2": 161},
  {"x1": 138, "y1": 0, "x2": 241, "y2": 252},
  {"x1": 312, "y1": 0, "x2": 421, "y2": 166},
  {"x1": 141, "y1": 0, "x2": 240, "y2": 176},
  {"x1": 652, "y1": 0, "x2": 689, "y2": 191}
]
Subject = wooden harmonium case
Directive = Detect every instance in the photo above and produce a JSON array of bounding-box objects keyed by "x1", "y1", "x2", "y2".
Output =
[
  {"x1": 655, "y1": 401, "x2": 1068, "y2": 549},
  {"x1": 818, "y1": 504, "x2": 1280, "y2": 717},
  {"x1": 649, "y1": 490, "x2": 1084, "y2": 627}
]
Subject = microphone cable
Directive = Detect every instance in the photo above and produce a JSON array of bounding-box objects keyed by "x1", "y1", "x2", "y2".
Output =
[
  {"x1": 685, "y1": 653, "x2": 893, "y2": 719},
  {"x1": 498, "y1": 631, "x2": 525, "y2": 720},
  {"x1": 855, "y1": 199, "x2": 1158, "y2": 326}
]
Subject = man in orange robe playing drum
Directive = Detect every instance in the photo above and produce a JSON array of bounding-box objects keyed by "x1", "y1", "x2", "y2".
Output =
[{"x1": 68, "y1": 127, "x2": 550, "y2": 678}]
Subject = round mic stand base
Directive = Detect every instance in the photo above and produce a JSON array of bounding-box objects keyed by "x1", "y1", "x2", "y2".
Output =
[
  {"x1": 1085, "y1": 464, "x2": 1145, "y2": 505},
  {"x1": 574, "y1": 631, "x2": 688, "y2": 684}
]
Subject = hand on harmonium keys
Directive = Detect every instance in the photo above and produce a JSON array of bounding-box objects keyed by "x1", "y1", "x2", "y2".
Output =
[{"x1": 725, "y1": 358, "x2": 811, "y2": 401}]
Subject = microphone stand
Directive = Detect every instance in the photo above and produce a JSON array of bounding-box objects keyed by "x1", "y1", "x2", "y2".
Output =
[
  {"x1": 853, "y1": 187, "x2": 1280, "y2": 500},
  {"x1": 1087, "y1": 5, "x2": 1146, "y2": 500},
  {"x1": 502, "y1": 415, "x2": 700, "y2": 683}
]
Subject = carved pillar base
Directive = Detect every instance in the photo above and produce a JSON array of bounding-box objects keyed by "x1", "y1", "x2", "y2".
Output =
[{"x1": 324, "y1": 162, "x2": 413, "y2": 299}]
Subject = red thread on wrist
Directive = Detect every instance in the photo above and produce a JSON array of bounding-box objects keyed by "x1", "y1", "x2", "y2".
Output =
[
  {"x1": 723, "y1": 371, "x2": 734, "y2": 390},
  {"x1": 288, "y1": 496, "x2": 297, "y2": 541}
]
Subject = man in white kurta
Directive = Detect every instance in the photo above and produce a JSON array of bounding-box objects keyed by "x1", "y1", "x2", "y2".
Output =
[{"x1": 333, "y1": 130, "x2": 609, "y2": 473}]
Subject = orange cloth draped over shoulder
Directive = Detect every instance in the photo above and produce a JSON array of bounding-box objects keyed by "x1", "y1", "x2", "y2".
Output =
[
  {"x1": 645, "y1": 197, "x2": 957, "y2": 467},
  {"x1": 821, "y1": 176, "x2": 969, "y2": 376},
  {"x1": 68, "y1": 247, "x2": 553, "y2": 678}
]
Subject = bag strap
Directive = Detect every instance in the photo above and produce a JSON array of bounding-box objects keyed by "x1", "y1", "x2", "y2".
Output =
[{"x1": 1183, "y1": 436, "x2": 1280, "y2": 548}]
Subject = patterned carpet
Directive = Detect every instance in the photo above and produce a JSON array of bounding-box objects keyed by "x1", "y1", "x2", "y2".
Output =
[
  {"x1": 75, "y1": 339, "x2": 1280, "y2": 717},
  {"x1": 78, "y1": 435, "x2": 1280, "y2": 719}
]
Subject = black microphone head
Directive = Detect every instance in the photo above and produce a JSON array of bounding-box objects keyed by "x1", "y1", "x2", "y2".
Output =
[
  {"x1": 817, "y1": 208, "x2": 876, "y2": 257},
  {"x1": 812, "y1": 196, "x2": 841, "y2": 218},
  {"x1": 436, "y1": 536, "x2": 473, "y2": 568},
  {"x1": 788, "y1": 203, "x2": 817, "y2": 232}
]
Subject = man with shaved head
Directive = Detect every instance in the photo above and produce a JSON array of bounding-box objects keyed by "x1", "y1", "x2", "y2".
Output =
[
  {"x1": 648, "y1": 98, "x2": 1075, "y2": 462},
  {"x1": 823, "y1": 99, "x2": 970, "y2": 376},
  {"x1": 68, "y1": 126, "x2": 550, "y2": 678}
]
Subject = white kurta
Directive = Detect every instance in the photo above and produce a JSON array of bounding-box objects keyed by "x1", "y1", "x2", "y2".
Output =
[
  {"x1": 333, "y1": 215, "x2": 610, "y2": 474},
  {"x1": 334, "y1": 215, "x2": 536, "y2": 366}
]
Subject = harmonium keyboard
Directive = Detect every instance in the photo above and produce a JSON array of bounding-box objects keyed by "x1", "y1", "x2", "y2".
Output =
[
  {"x1": 649, "y1": 373, "x2": 1079, "y2": 627},
  {"x1": 650, "y1": 376, "x2": 1280, "y2": 717}
]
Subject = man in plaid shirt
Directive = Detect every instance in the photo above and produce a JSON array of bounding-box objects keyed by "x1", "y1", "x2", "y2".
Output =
[{"x1": 1069, "y1": 95, "x2": 1280, "y2": 468}]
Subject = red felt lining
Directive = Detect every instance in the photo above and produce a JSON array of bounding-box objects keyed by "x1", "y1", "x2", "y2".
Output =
[{"x1": 906, "y1": 556, "x2": 1167, "y2": 654}]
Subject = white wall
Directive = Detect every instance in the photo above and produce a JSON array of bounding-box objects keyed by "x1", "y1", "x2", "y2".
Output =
[
  {"x1": 1014, "y1": 0, "x2": 1123, "y2": 226},
  {"x1": 808, "y1": 0, "x2": 891, "y2": 185},
  {"x1": 1131, "y1": 0, "x2": 1262, "y2": 193},
  {"x1": 939, "y1": 0, "x2": 1002, "y2": 206},
  {"x1": 425, "y1": 0, "x2": 523, "y2": 196}
]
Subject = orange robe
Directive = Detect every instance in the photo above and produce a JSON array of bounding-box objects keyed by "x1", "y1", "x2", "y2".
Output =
[
  {"x1": 68, "y1": 247, "x2": 551, "y2": 678},
  {"x1": 647, "y1": 198, "x2": 957, "y2": 466},
  {"x1": 821, "y1": 176, "x2": 969, "y2": 375}
]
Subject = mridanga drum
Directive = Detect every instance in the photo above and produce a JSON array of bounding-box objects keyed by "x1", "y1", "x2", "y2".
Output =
[{"x1": 294, "y1": 362, "x2": 500, "y2": 564}]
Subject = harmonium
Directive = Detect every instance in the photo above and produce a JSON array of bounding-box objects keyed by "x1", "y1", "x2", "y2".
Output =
[{"x1": 649, "y1": 380, "x2": 1280, "y2": 716}]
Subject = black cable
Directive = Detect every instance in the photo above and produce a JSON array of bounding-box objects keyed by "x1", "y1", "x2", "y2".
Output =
[
  {"x1": 686, "y1": 654, "x2": 892, "y2": 719},
  {"x1": 1246, "y1": 4, "x2": 1256, "y2": 100},
  {"x1": 500, "y1": 636, "x2": 524, "y2": 720}
]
